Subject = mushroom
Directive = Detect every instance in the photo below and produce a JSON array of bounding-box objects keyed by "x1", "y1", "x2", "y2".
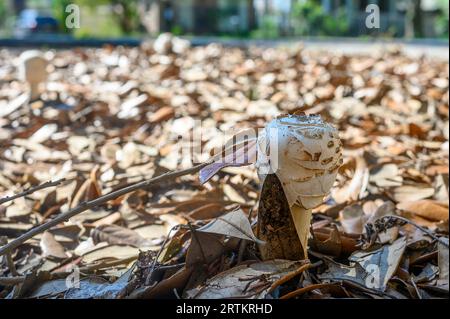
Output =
[
  {"x1": 255, "y1": 114, "x2": 343, "y2": 260},
  {"x1": 199, "y1": 113, "x2": 342, "y2": 261},
  {"x1": 18, "y1": 50, "x2": 48, "y2": 100}
]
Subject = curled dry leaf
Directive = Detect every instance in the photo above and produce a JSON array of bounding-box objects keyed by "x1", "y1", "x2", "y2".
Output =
[
  {"x1": 370, "y1": 164, "x2": 403, "y2": 187},
  {"x1": 339, "y1": 204, "x2": 366, "y2": 235},
  {"x1": 197, "y1": 208, "x2": 264, "y2": 244},
  {"x1": 185, "y1": 231, "x2": 225, "y2": 268},
  {"x1": 40, "y1": 231, "x2": 68, "y2": 259},
  {"x1": 349, "y1": 237, "x2": 407, "y2": 291},
  {"x1": 66, "y1": 268, "x2": 134, "y2": 299},
  {"x1": 185, "y1": 260, "x2": 303, "y2": 299},
  {"x1": 80, "y1": 245, "x2": 140, "y2": 264},
  {"x1": 390, "y1": 185, "x2": 435, "y2": 203},
  {"x1": 320, "y1": 237, "x2": 407, "y2": 292},
  {"x1": 397, "y1": 200, "x2": 449, "y2": 222},
  {"x1": 91, "y1": 224, "x2": 154, "y2": 248},
  {"x1": 332, "y1": 156, "x2": 369, "y2": 204},
  {"x1": 369, "y1": 201, "x2": 399, "y2": 244}
]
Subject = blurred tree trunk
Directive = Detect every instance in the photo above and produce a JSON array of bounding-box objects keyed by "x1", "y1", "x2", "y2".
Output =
[
  {"x1": 11, "y1": 0, "x2": 25, "y2": 15},
  {"x1": 116, "y1": 0, "x2": 136, "y2": 34},
  {"x1": 247, "y1": 0, "x2": 256, "y2": 30},
  {"x1": 264, "y1": 0, "x2": 271, "y2": 14},
  {"x1": 138, "y1": 0, "x2": 161, "y2": 35},
  {"x1": 10, "y1": 0, "x2": 26, "y2": 15},
  {"x1": 412, "y1": 0, "x2": 424, "y2": 37},
  {"x1": 193, "y1": 0, "x2": 217, "y2": 34},
  {"x1": 405, "y1": 0, "x2": 423, "y2": 38}
]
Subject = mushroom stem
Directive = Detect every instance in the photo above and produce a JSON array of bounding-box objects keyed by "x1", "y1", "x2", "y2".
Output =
[
  {"x1": 19, "y1": 50, "x2": 48, "y2": 101},
  {"x1": 29, "y1": 82, "x2": 41, "y2": 100},
  {"x1": 257, "y1": 174, "x2": 305, "y2": 260},
  {"x1": 290, "y1": 204, "x2": 313, "y2": 259}
]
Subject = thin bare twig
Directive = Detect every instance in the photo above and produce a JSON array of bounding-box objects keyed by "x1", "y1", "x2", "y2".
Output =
[
  {"x1": 0, "y1": 237, "x2": 18, "y2": 276},
  {"x1": 0, "y1": 178, "x2": 66, "y2": 205},
  {"x1": 376, "y1": 215, "x2": 449, "y2": 248},
  {"x1": 146, "y1": 224, "x2": 183, "y2": 285},
  {"x1": 267, "y1": 262, "x2": 311, "y2": 294},
  {"x1": 280, "y1": 282, "x2": 338, "y2": 299},
  {"x1": 0, "y1": 163, "x2": 209, "y2": 257},
  {"x1": 0, "y1": 276, "x2": 25, "y2": 286}
]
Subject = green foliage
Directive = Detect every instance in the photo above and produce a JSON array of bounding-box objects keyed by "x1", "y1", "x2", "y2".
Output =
[
  {"x1": 0, "y1": 1, "x2": 6, "y2": 25},
  {"x1": 291, "y1": 0, "x2": 349, "y2": 37},
  {"x1": 73, "y1": 6, "x2": 124, "y2": 38},
  {"x1": 171, "y1": 25, "x2": 183, "y2": 36},
  {"x1": 249, "y1": 15, "x2": 280, "y2": 39},
  {"x1": 52, "y1": 0, "x2": 72, "y2": 33},
  {"x1": 435, "y1": 0, "x2": 449, "y2": 38},
  {"x1": 74, "y1": 0, "x2": 140, "y2": 35}
]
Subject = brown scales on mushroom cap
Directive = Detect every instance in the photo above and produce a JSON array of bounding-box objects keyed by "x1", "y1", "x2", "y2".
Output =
[{"x1": 256, "y1": 114, "x2": 342, "y2": 210}]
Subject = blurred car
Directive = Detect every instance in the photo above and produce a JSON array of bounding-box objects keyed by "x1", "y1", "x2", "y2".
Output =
[{"x1": 14, "y1": 9, "x2": 59, "y2": 38}]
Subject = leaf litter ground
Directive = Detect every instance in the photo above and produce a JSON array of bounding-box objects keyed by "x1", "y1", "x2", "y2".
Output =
[{"x1": 0, "y1": 41, "x2": 448, "y2": 299}]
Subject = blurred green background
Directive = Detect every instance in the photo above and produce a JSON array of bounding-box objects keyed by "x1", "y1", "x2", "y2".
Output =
[{"x1": 0, "y1": 0, "x2": 448, "y2": 39}]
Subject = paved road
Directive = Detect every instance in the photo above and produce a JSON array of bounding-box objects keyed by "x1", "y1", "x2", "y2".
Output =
[
  {"x1": 299, "y1": 41, "x2": 449, "y2": 60},
  {"x1": 189, "y1": 37, "x2": 449, "y2": 61},
  {"x1": 1, "y1": 36, "x2": 448, "y2": 60}
]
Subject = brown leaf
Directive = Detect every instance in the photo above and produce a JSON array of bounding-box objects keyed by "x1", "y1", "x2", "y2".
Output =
[
  {"x1": 185, "y1": 231, "x2": 225, "y2": 268},
  {"x1": 188, "y1": 203, "x2": 225, "y2": 220},
  {"x1": 426, "y1": 165, "x2": 449, "y2": 176},
  {"x1": 133, "y1": 267, "x2": 193, "y2": 299},
  {"x1": 185, "y1": 260, "x2": 302, "y2": 299},
  {"x1": 91, "y1": 224, "x2": 153, "y2": 248},
  {"x1": 148, "y1": 106, "x2": 175, "y2": 123},
  {"x1": 197, "y1": 208, "x2": 263, "y2": 244},
  {"x1": 397, "y1": 200, "x2": 449, "y2": 222},
  {"x1": 390, "y1": 185, "x2": 435, "y2": 203},
  {"x1": 310, "y1": 226, "x2": 342, "y2": 257},
  {"x1": 332, "y1": 156, "x2": 369, "y2": 203},
  {"x1": 80, "y1": 245, "x2": 140, "y2": 264},
  {"x1": 339, "y1": 204, "x2": 366, "y2": 234},
  {"x1": 40, "y1": 231, "x2": 68, "y2": 259}
]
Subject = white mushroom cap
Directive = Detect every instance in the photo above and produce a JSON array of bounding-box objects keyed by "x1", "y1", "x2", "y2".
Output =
[
  {"x1": 18, "y1": 50, "x2": 48, "y2": 99},
  {"x1": 19, "y1": 50, "x2": 48, "y2": 84},
  {"x1": 256, "y1": 114, "x2": 343, "y2": 209}
]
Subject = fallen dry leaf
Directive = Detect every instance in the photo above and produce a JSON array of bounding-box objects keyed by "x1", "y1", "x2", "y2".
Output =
[
  {"x1": 397, "y1": 200, "x2": 449, "y2": 222},
  {"x1": 197, "y1": 208, "x2": 264, "y2": 244}
]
